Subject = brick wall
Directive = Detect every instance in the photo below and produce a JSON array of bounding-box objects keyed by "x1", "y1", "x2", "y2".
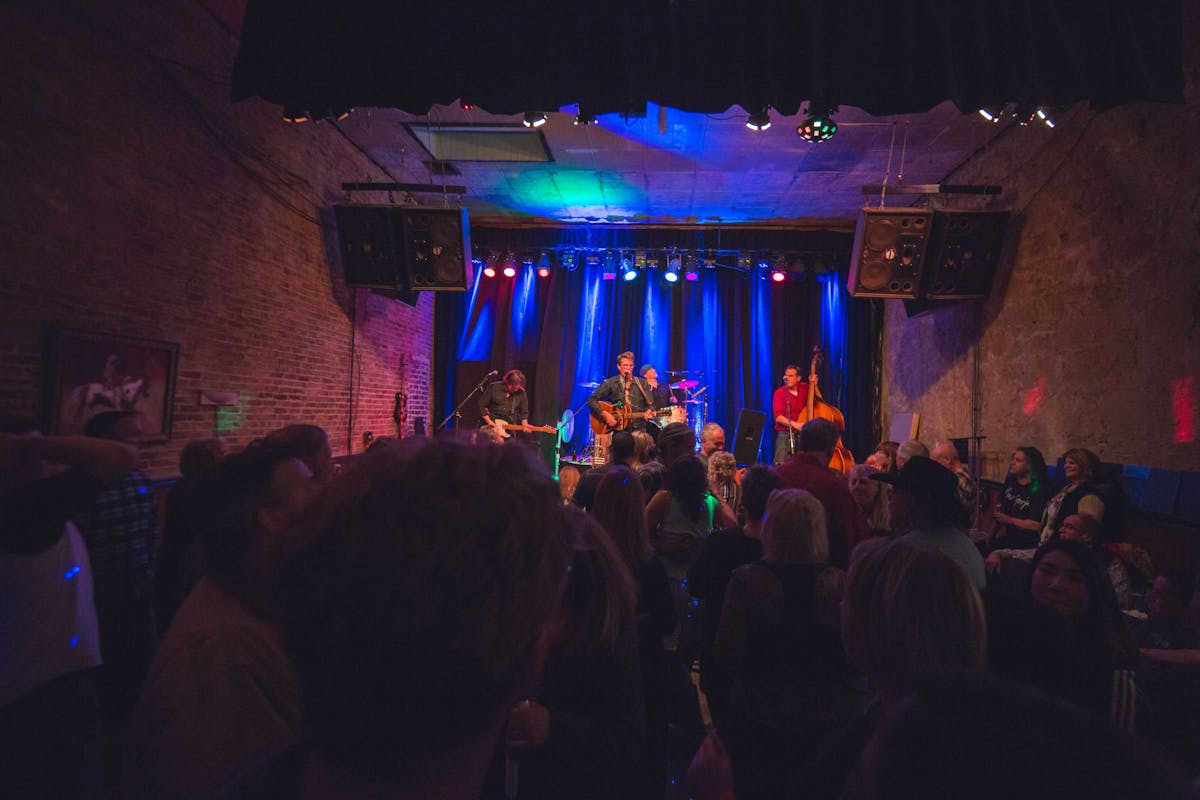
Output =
[
  {"x1": 882, "y1": 7, "x2": 1200, "y2": 477},
  {"x1": 0, "y1": 1, "x2": 435, "y2": 476}
]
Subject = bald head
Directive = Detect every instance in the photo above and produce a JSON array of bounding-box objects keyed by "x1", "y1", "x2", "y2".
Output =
[{"x1": 931, "y1": 443, "x2": 961, "y2": 471}]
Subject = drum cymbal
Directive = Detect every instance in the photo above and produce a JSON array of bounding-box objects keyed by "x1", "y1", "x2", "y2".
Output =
[
  {"x1": 578, "y1": 381, "x2": 600, "y2": 389},
  {"x1": 669, "y1": 379, "x2": 699, "y2": 389}
]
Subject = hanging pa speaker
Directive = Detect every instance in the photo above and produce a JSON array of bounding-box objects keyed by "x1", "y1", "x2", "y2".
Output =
[
  {"x1": 335, "y1": 206, "x2": 473, "y2": 292},
  {"x1": 847, "y1": 208, "x2": 933, "y2": 299},
  {"x1": 922, "y1": 211, "x2": 1009, "y2": 300},
  {"x1": 335, "y1": 205, "x2": 404, "y2": 289},
  {"x1": 396, "y1": 207, "x2": 473, "y2": 291}
]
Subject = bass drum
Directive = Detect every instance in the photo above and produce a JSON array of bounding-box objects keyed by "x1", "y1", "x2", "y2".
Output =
[{"x1": 647, "y1": 404, "x2": 687, "y2": 440}]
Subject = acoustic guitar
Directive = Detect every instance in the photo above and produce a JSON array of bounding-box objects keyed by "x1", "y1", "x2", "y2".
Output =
[{"x1": 589, "y1": 400, "x2": 653, "y2": 435}]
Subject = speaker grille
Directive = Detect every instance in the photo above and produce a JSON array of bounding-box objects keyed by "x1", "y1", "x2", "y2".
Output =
[{"x1": 847, "y1": 208, "x2": 933, "y2": 299}]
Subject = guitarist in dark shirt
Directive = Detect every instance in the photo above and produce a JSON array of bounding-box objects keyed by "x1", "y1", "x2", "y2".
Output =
[{"x1": 586, "y1": 351, "x2": 654, "y2": 433}]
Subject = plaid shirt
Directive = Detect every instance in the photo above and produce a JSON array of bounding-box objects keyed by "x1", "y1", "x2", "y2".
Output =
[{"x1": 79, "y1": 469, "x2": 158, "y2": 599}]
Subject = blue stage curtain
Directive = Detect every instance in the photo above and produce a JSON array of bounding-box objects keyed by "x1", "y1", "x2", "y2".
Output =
[{"x1": 434, "y1": 233, "x2": 878, "y2": 464}]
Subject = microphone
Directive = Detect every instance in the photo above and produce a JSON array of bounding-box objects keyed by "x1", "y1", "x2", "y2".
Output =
[{"x1": 486, "y1": 369, "x2": 499, "y2": 379}]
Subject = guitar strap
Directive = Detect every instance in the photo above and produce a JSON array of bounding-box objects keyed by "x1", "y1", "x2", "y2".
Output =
[{"x1": 634, "y1": 378, "x2": 654, "y2": 408}]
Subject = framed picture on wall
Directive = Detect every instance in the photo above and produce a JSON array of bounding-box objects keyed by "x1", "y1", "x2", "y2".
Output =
[{"x1": 47, "y1": 329, "x2": 179, "y2": 441}]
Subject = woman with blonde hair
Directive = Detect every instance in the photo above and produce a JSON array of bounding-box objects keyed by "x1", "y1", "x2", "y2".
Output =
[
  {"x1": 714, "y1": 488, "x2": 855, "y2": 800},
  {"x1": 558, "y1": 464, "x2": 581, "y2": 505},
  {"x1": 707, "y1": 450, "x2": 741, "y2": 522},
  {"x1": 848, "y1": 464, "x2": 890, "y2": 536}
]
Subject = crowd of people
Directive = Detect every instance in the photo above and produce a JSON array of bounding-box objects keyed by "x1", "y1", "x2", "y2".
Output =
[{"x1": 3, "y1": 411, "x2": 1198, "y2": 800}]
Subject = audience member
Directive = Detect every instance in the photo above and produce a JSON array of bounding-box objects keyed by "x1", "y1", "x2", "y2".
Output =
[
  {"x1": 225, "y1": 437, "x2": 572, "y2": 800},
  {"x1": 0, "y1": 420, "x2": 136, "y2": 800},
  {"x1": 776, "y1": 418, "x2": 868, "y2": 569},
  {"x1": 714, "y1": 489, "x2": 853, "y2": 800},
  {"x1": 591, "y1": 469, "x2": 676, "y2": 800},
  {"x1": 871, "y1": 456, "x2": 984, "y2": 589},
  {"x1": 262, "y1": 424, "x2": 334, "y2": 483},
  {"x1": 847, "y1": 464, "x2": 890, "y2": 536},
  {"x1": 788, "y1": 537, "x2": 987, "y2": 800},
  {"x1": 894, "y1": 439, "x2": 928, "y2": 470},
  {"x1": 1058, "y1": 513, "x2": 1136, "y2": 610},
  {"x1": 845, "y1": 673, "x2": 1184, "y2": 800},
  {"x1": 1136, "y1": 570, "x2": 1200, "y2": 771},
  {"x1": 127, "y1": 444, "x2": 319, "y2": 800},
  {"x1": 1042, "y1": 447, "x2": 1123, "y2": 543},
  {"x1": 707, "y1": 451, "x2": 740, "y2": 520},
  {"x1": 687, "y1": 466, "x2": 780, "y2": 732},
  {"x1": 930, "y1": 441, "x2": 977, "y2": 522},
  {"x1": 575, "y1": 430, "x2": 636, "y2": 511},
  {"x1": 637, "y1": 460, "x2": 667, "y2": 501},
  {"x1": 155, "y1": 437, "x2": 227, "y2": 633},
  {"x1": 989, "y1": 446, "x2": 1051, "y2": 550},
  {"x1": 868, "y1": 440, "x2": 898, "y2": 474},
  {"x1": 986, "y1": 539, "x2": 1138, "y2": 732},
  {"x1": 77, "y1": 411, "x2": 159, "y2": 736},
  {"x1": 503, "y1": 507, "x2": 645, "y2": 800},
  {"x1": 655, "y1": 422, "x2": 696, "y2": 466},
  {"x1": 631, "y1": 430, "x2": 655, "y2": 469},
  {"x1": 698, "y1": 423, "x2": 725, "y2": 468},
  {"x1": 1138, "y1": 570, "x2": 1198, "y2": 651},
  {"x1": 558, "y1": 464, "x2": 581, "y2": 505}
]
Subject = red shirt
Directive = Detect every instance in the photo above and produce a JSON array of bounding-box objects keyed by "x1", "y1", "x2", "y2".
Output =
[
  {"x1": 775, "y1": 452, "x2": 867, "y2": 569},
  {"x1": 772, "y1": 384, "x2": 809, "y2": 431}
]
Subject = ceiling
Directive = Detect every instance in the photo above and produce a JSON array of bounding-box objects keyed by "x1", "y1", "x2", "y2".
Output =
[
  {"x1": 231, "y1": 1, "x2": 1183, "y2": 227},
  {"x1": 341, "y1": 100, "x2": 1013, "y2": 226}
]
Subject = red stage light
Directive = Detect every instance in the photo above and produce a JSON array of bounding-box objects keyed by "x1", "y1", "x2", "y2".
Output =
[
  {"x1": 482, "y1": 266, "x2": 497, "y2": 278},
  {"x1": 502, "y1": 266, "x2": 517, "y2": 278},
  {"x1": 537, "y1": 267, "x2": 551, "y2": 278},
  {"x1": 771, "y1": 270, "x2": 787, "y2": 283}
]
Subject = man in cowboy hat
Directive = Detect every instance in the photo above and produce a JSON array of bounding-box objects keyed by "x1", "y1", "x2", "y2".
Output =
[{"x1": 872, "y1": 456, "x2": 985, "y2": 589}]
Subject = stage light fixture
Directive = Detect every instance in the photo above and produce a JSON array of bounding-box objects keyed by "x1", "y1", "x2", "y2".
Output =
[
  {"x1": 1035, "y1": 108, "x2": 1055, "y2": 128},
  {"x1": 664, "y1": 255, "x2": 680, "y2": 283},
  {"x1": 482, "y1": 265, "x2": 497, "y2": 278},
  {"x1": 622, "y1": 253, "x2": 639, "y2": 281},
  {"x1": 574, "y1": 103, "x2": 597, "y2": 126},
  {"x1": 561, "y1": 249, "x2": 577, "y2": 271},
  {"x1": 502, "y1": 265, "x2": 517, "y2": 278},
  {"x1": 771, "y1": 269, "x2": 787, "y2": 283},
  {"x1": 796, "y1": 107, "x2": 838, "y2": 142},
  {"x1": 282, "y1": 106, "x2": 310, "y2": 123},
  {"x1": 977, "y1": 107, "x2": 1003, "y2": 123},
  {"x1": 522, "y1": 111, "x2": 548, "y2": 128},
  {"x1": 682, "y1": 253, "x2": 699, "y2": 281},
  {"x1": 746, "y1": 108, "x2": 771, "y2": 131}
]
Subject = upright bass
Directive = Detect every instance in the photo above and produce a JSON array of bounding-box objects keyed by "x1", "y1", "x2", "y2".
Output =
[{"x1": 799, "y1": 345, "x2": 855, "y2": 476}]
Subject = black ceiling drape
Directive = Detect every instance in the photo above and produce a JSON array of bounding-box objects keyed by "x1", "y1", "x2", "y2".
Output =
[{"x1": 232, "y1": 0, "x2": 1183, "y2": 117}]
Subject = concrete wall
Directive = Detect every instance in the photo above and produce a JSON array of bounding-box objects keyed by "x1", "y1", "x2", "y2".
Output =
[
  {"x1": 0, "y1": 1, "x2": 435, "y2": 475},
  {"x1": 882, "y1": 9, "x2": 1200, "y2": 478}
]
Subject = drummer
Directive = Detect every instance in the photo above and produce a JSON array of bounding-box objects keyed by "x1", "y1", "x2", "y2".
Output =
[{"x1": 639, "y1": 364, "x2": 676, "y2": 410}]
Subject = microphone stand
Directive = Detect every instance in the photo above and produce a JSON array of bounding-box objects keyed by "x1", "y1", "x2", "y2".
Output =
[
  {"x1": 438, "y1": 373, "x2": 492, "y2": 432},
  {"x1": 784, "y1": 383, "x2": 795, "y2": 456}
]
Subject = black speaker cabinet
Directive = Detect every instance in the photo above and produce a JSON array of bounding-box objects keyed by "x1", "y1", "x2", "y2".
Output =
[
  {"x1": 335, "y1": 205, "x2": 403, "y2": 289},
  {"x1": 396, "y1": 207, "x2": 473, "y2": 291},
  {"x1": 847, "y1": 208, "x2": 933, "y2": 299},
  {"x1": 922, "y1": 211, "x2": 1009, "y2": 300},
  {"x1": 335, "y1": 206, "x2": 473, "y2": 292},
  {"x1": 732, "y1": 408, "x2": 768, "y2": 466}
]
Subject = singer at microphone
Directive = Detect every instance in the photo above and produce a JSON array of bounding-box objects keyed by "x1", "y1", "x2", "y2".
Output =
[
  {"x1": 479, "y1": 369, "x2": 530, "y2": 442},
  {"x1": 772, "y1": 363, "x2": 809, "y2": 465}
]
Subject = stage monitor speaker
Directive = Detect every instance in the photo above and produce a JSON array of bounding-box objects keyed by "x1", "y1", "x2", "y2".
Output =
[
  {"x1": 335, "y1": 206, "x2": 473, "y2": 292},
  {"x1": 335, "y1": 205, "x2": 404, "y2": 289},
  {"x1": 847, "y1": 208, "x2": 933, "y2": 299},
  {"x1": 396, "y1": 207, "x2": 473, "y2": 291},
  {"x1": 732, "y1": 408, "x2": 768, "y2": 466},
  {"x1": 922, "y1": 211, "x2": 1009, "y2": 300}
]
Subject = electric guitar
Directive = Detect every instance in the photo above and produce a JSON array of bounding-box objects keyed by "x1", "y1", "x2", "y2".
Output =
[
  {"x1": 494, "y1": 420, "x2": 558, "y2": 439},
  {"x1": 589, "y1": 400, "x2": 653, "y2": 435}
]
